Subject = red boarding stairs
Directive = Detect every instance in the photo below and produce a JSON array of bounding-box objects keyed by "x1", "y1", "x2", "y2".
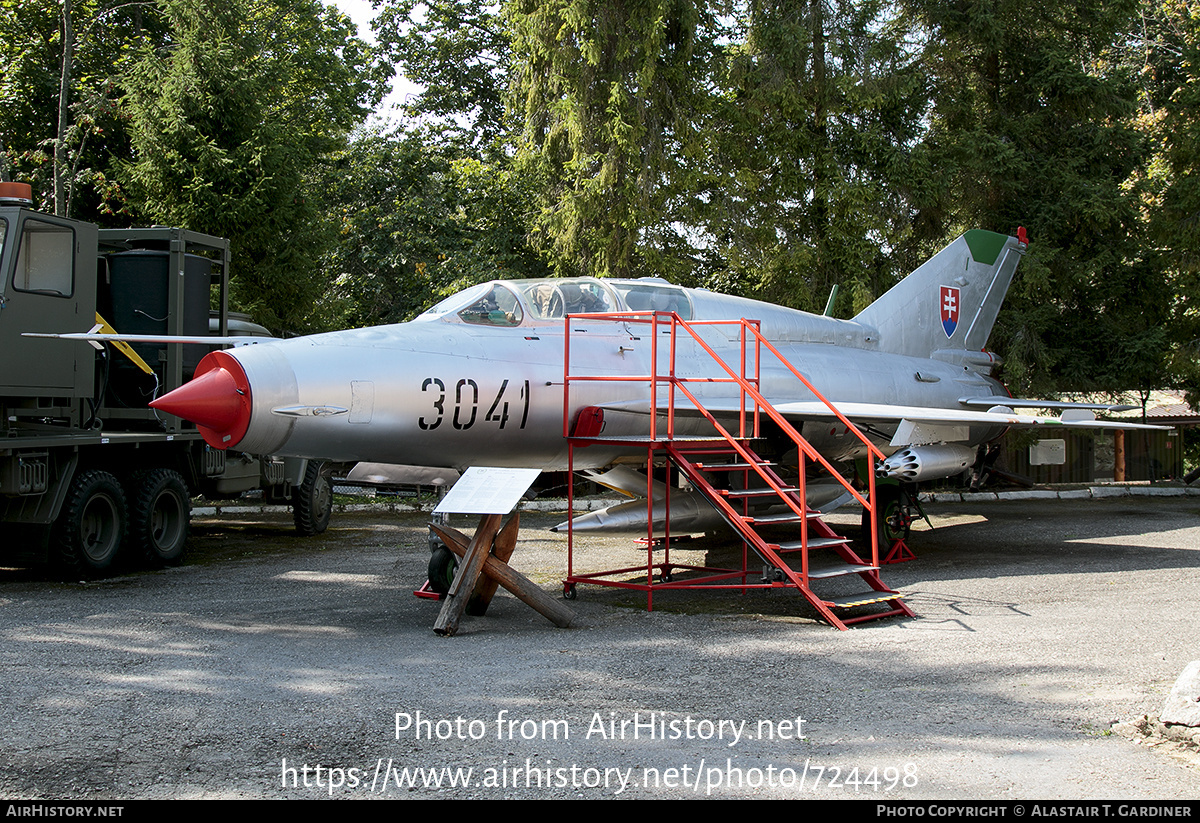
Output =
[{"x1": 562, "y1": 311, "x2": 914, "y2": 630}]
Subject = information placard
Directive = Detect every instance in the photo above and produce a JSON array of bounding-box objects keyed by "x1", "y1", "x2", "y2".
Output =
[{"x1": 433, "y1": 466, "x2": 542, "y2": 515}]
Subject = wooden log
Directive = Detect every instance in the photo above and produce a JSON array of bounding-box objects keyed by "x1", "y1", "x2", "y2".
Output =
[
  {"x1": 431, "y1": 523, "x2": 574, "y2": 629},
  {"x1": 433, "y1": 513, "x2": 502, "y2": 636},
  {"x1": 1114, "y1": 429, "x2": 1126, "y2": 483},
  {"x1": 467, "y1": 513, "x2": 519, "y2": 617}
]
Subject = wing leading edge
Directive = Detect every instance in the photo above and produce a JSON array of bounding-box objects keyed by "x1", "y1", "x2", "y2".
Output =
[{"x1": 598, "y1": 398, "x2": 1170, "y2": 436}]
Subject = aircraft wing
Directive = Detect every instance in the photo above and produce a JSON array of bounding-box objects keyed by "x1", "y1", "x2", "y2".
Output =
[
  {"x1": 598, "y1": 398, "x2": 1170, "y2": 437},
  {"x1": 957, "y1": 396, "x2": 1139, "y2": 412},
  {"x1": 768, "y1": 401, "x2": 1169, "y2": 431},
  {"x1": 23, "y1": 332, "x2": 275, "y2": 345}
]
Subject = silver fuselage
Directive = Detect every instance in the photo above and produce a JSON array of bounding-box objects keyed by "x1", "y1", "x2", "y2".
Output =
[{"x1": 224, "y1": 279, "x2": 1008, "y2": 469}]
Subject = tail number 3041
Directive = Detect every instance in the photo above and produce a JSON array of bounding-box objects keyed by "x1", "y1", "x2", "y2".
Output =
[{"x1": 418, "y1": 378, "x2": 531, "y2": 431}]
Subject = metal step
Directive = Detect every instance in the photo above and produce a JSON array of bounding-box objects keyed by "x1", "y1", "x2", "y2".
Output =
[
  {"x1": 722, "y1": 486, "x2": 799, "y2": 498},
  {"x1": 842, "y1": 606, "x2": 912, "y2": 626},
  {"x1": 743, "y1": 511, "x2": 819, "y2": 524},
  {"x1": 573, "y1": 435, "x2": 733, "y2": 445},
  {"x1": 695, "y1": 461, "x2": 778, "y2": 471},
  {"x1": 671, "y1": 439, "x2": 761, "y2": 451},
  {"x1": 793, "y1": 561, "x2": 878, "y2": 579},
  {"x1": 821, "y1": 591, "x2": 904, "y2": 609},
  {"x1": 772, "y1": 536, "x2": 852, "y2": 552}
]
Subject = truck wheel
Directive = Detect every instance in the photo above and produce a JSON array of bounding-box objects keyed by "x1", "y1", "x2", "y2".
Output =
[
  {"x1": 293, "y1": 461, "x2": 332, "y2": 536},
  {"x1": 128, "y1": 469, "x2": 190, "y2": 566},
  {"x1": 54, "y1": 470, "x2": 127, "y2": 577}
]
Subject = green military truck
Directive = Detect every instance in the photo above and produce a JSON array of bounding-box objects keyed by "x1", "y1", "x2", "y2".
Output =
[{"x1": 0, "y1": 181, "x2": 331, "y2": 576}]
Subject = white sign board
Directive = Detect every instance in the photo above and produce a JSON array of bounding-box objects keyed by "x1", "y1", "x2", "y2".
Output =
[
  {"x1": 1029, "y1": 439, "x2": 1067, "y2": 466},
  {"x1": 433, "y1": 467, "x2": 542, "y2": 515}
]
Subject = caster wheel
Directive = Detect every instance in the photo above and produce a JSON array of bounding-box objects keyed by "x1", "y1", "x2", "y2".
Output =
[{"x1": 427, "y1": 544, "x2": 458, "y2": 595}]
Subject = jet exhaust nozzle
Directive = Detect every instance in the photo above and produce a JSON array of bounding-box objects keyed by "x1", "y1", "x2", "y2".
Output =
[{"x1": 877, "y1": 444, "x2": 975, "y2": 482}]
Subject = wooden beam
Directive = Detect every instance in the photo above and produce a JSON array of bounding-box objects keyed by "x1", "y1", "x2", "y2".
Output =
[
  {"x1": 431, "y1": 522, "x2": 575, "y2": 629},
  {"x1": 433, "y1": 513, "x2": 502, "y2": 636},
  {"x1": 1115, "y1": 429, "x2": 1126, "y2": 483},
  {"x1": 467, "y1": 513, "x2": 520, "y2": 616}
]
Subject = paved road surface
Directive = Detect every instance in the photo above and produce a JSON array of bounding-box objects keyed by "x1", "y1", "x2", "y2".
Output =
[{"x1": 1, "y1": 497, "x2": 1197, "y2": 799}]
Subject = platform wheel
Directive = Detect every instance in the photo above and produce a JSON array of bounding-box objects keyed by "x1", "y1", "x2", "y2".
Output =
[
  {"x1": 427, "y1": 544, "x2": 458, "y2": 595},
  {"x1": 563, "y1": 582, "x2": 577, "y2": 601}
]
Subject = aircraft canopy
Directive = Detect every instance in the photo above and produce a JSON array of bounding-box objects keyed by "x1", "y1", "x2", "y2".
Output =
[{"x1": 415, "y1": 278, "x2": 693, "y2": 328}]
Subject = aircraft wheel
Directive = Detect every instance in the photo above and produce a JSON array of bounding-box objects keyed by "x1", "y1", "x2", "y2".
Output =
[
  {"x1": 293, "y1": 461, "x2": 332, "y2": 536},
  {"x1": 427, "y1": 545, "x2": 457, "y2": 595},
  {"x1": 862, "y1": 484, "x2": 911, "y2": 547},
  {"x1": 128, "y1": 469, "x2": 190, "y2": 566},
  {"x1": 54, "y1": 470, "x2": 127, "y2": 577}
]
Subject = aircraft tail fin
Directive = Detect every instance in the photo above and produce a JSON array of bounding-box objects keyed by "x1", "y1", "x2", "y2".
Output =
[{"x1": 853, "y1": 230, "x2": 1026, "y2": 359}]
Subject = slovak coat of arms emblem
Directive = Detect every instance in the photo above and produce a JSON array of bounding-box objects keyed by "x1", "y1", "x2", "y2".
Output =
[{"x1": 940, "y1": 286, "x2": 959, "y2": 338}]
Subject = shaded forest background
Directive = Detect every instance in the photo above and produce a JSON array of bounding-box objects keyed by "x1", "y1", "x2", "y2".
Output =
[{"x1": 2, "y1": 0, "x2": 1197, "y2": 404}]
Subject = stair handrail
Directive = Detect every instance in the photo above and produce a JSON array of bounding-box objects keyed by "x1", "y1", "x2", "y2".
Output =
[
  {"x1": 564, "y1": 310, "x2": 887, "y2": 564},
  {"x1": 659, "y1": 312, "x2": 887, "y2": 568},
  {"x1": 564, "y1": 310, "x2": 885, "y2": 498}
]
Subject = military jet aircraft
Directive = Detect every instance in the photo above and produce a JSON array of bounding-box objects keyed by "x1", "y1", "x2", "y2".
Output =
[{"x1": 138, "y1": 228, "x2": 1158, "y2": 546}]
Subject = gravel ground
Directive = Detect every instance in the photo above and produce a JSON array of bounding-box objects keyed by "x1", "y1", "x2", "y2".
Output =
[{"x1": 0, "y1": 496, "x2": 1198, "y2": 799}]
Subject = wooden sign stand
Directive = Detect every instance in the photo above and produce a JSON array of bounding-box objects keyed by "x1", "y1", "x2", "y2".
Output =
[{"x1": 430, "y1": 514, "x2": 574, "y2": 635}]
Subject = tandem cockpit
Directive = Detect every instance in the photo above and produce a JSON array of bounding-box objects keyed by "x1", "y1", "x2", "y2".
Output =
[{"x1": 414, "y1": 278, "x2": 694, "y2": 328}]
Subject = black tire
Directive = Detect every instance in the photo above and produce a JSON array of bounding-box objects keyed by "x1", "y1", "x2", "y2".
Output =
[
  {"x1": 292, "y1": 461, "x2": 332, "y2": 536},
  {"x1": 54, "y1": 470, "x2": 127, "y2": 577},
  {"x1": 127, "y1": 469, "x2": 190, "y2": 566},
  {"x1": 427, "y1": 544, "x2": 457, "y2": 595},
  {"x1": 861, "y1": 483, "x2": 911, "y2": 547}
]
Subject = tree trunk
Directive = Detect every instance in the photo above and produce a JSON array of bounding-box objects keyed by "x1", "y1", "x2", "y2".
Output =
[{"x1": 55, "y1": 0, "x2": 74, "y2": 217}]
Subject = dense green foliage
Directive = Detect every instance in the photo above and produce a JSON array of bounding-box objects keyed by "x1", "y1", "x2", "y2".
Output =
[
  {"x1": 120, "y1": 0, "x2": 385, "y2": 333},
  {"x1": 0, "y1": 0, "x2": 156, "y2": 216},
  {"x1": 1, "y1": 0, "x2": 386, "y2": 334},
  {"x1": 0, "y1": 0, "x2": 1195, "y2": 401},
  {"x1": 900, "y1": 0, "x2": 1166, "y2": 397},
  {"x1": 1134, "y1": 0, "x2": 1200, "y2": 405},
  {"x1": 699, "y1": 1, "x2": 927, "y2": 314},
  {"x1": 508, "y1": 0, "x2": 721, "y2": 279},
  {"x1": 318, "y1": 127, "x2": 550, "y2": 329}
]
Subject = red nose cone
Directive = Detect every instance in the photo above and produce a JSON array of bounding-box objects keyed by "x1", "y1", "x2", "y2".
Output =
[{"x1": 150, "y1": 350, "x2": 252, "y2": 448}]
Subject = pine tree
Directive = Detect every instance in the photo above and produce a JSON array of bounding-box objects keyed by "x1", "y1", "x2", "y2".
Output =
[
  {"x1": 1127, "y1": 0, "x2": 1200, "y2": 403},
  {"x1": 0, "y1": 0, "x2": 157, "y2": 217},
  {"x1": 903, "y1": 0, "x2": 1161, "y2": 396},
  {"x1": 699, "y1": 0, "x2": 926, "y2": 314},
  {"x1": 509, "y1": 0, "x2": 721, "y2": 278}
]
